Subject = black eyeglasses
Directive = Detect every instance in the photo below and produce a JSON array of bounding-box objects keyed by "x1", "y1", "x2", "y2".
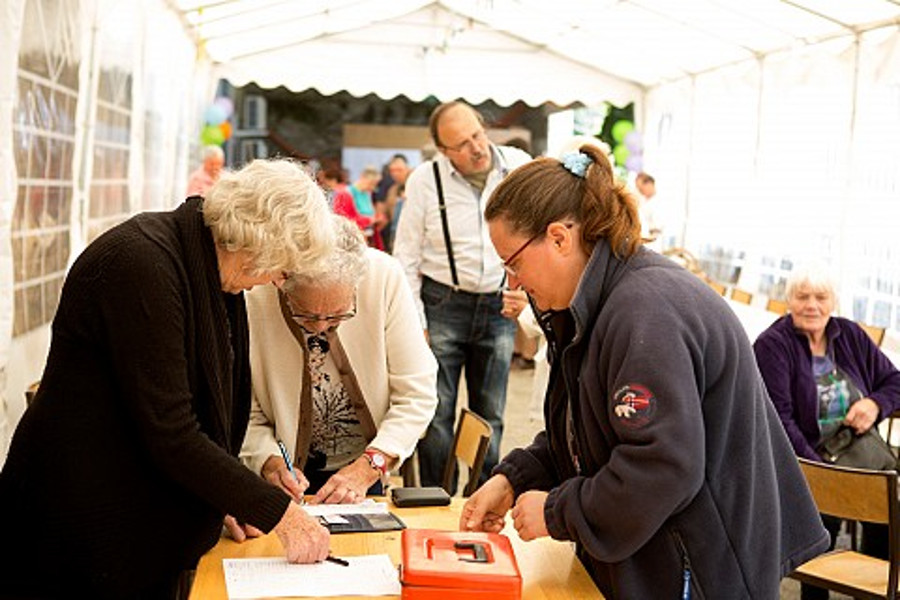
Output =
[
  {"x1": 501, "y1": 232, "x2": 543, "y2": 277},
  {"x1": 501, "y1": 223, "x2": 575, "y2": 278}
]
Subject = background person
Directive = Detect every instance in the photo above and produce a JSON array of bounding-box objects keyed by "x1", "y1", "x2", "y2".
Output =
[
  {"x1": 332, "y1": 165, "x2": 385, "y2": 249},
  {"x1": 460, "y1": 144, "x2": 829, "y2": 598},
  {"x1": 379, "y1": 154, "x2": 411, "y2": 253},
  {"x1": 186, "y1": 144, "x2": 225, "y2": 196},
  {"x1": 753, "y1": 264, "x2": 900, "y2": 600},
  {"x1": 392, "y1": 101, "x2": 532, "y2": 491},
  {"x1": 0, "y1": 159, "x2": 335, "y2": 598},
  {"x1": 634, "y1": 171, "x2": 662, "y2": 251},
  {"x1": 241, "y1": 215, "x2": 438, "y2": 504}
]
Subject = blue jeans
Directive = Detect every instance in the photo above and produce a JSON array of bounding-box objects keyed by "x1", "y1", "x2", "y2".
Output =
[{"x1": 417, "y1": 277, "x2": 516, "y2": 492}]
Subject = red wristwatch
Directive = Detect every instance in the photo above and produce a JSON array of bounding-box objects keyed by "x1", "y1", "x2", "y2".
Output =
[{"x1": 363, "y1": 448, "x2": 388, "y2": 475}]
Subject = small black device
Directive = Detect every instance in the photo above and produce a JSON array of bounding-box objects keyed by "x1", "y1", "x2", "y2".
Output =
[{"x1": 391, "y1": 486, "x2": 452, "y2": 507}]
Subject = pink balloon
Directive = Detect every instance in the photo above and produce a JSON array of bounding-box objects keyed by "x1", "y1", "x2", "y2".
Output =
[
  {"x1": 624, "y1": 131, "x2": 642, "y2": 153},
  {"x1": 625, "y1": 155, "x2": 643, "y2": 172},
  {"x1": 214, "y1": 97, "x2": 234, "y2": 118}
]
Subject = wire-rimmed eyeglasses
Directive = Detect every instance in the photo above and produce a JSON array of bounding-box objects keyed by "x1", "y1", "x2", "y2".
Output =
[{"x1": 283, "y1": 292, "x2": 357, "y2": 326}]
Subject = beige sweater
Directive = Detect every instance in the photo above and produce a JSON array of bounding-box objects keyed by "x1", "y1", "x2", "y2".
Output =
[{"x1": 240, "y1": 248, "x2": 438, "y2": 477}]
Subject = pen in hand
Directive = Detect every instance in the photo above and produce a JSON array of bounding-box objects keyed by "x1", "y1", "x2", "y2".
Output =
[
  {"x1": 325, "y1": 554, "x2": 350, "y2": 567},
  {"x1": 276, "y1": 439, "x2": 307, "y2": 505}
]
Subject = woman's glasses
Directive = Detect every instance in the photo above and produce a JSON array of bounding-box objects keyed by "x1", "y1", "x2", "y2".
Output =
[
  {"x1": 501, "y1": 223, "x2": 574, "y2": 277},
  {"x1": 283, "y1": 292, "x2": 357, "y2": 327},
  {"x1": 501, "y1": 232, "x2": 543, "y2": 277}
]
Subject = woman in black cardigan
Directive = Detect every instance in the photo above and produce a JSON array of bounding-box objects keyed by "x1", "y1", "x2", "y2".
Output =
[{"x1": 0, "y1": 159, "x2": 335, "y2": 599}]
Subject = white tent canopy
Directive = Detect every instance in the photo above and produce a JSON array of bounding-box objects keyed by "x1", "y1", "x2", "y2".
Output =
[
  {"x1": 176, "y1": 0, "x2": 900, "y2": 105},
  {"x1": 3, "y1": 0, "x2": 900, "y2": 462}
]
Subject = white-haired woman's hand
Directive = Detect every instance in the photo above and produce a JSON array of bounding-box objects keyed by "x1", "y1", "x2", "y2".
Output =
[{"x1": 273, "y1": 501, "x2": 330, "y2": 563}]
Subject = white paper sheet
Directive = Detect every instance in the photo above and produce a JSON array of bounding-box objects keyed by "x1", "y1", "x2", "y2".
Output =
[
  {"x1": 223, "y1": 554, "x2": 400, "y2": 598},
  {"x1": 302, "y1": 499, "x2": 390, "y2": 517}
]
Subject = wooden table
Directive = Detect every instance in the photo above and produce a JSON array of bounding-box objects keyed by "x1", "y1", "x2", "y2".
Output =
[{"x1": 189, "y1": 497, "x2": 603, "y2": 599}]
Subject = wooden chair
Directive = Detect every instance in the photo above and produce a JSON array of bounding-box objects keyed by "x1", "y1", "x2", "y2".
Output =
[
  {"x1": 707, "y1": 281, "x2": 727, "y2": 296},
  {"x1": 765, "y1": 298, "x2": 789, "y2": 316},
  {"x1": 24, "y1": 380, "x2": 40, "y2": 407},
  {"x1": 789, "y1": 458, "x2": 900, "y2": 599},
  {"x1": 858, "y1": 322, "x2": 887, "y2": 347},
  {"x1": 442, "y1": 408, "x2": 493, "y2": 497},
  {"x1": 730, "y1": 288, "x2": 753, "y2": 305}
]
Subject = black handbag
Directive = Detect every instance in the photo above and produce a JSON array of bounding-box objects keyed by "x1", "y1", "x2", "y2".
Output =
[{"x1": 817, "y1": 425, "x2": 898, "y2": 471}]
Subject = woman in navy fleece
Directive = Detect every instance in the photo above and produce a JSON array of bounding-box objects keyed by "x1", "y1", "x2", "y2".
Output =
[
  {"x1": 754, "y1": 264, "x2": 900, "y2": 600},
  {"x1": 460, "y1": 143, "x2": 828, "y2": 599}
]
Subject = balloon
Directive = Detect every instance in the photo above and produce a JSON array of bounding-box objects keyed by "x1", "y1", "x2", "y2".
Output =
[
  {"x1": 611, "y1": 120, "x2": 634, "y2": 143},
  {"x1": 625, "y1": 155, "x2": 644, "y2": 172},
  {"x1": 612, "y1": 144, "x2": 630, "y2": 166},
  {"x1": 624, "y1": 130, "x2": 642, "y2": 152},
  {"x1": 200, "y1": 124, "x2": 225, "y2": 146},
  {"x1": 204, "y1": 104, "x2": 226, "y2": 126},
  {"x1": 219, "y1": 121, "x2": 232, "y2": 140},
  {"x1": 214, "y1": 96, "x2": 234, "y2": 118}
]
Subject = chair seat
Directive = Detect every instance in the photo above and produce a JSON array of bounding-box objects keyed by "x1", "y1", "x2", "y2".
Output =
[{"x1": 791, "y1": 549, "x2": 893, "y2": 598}]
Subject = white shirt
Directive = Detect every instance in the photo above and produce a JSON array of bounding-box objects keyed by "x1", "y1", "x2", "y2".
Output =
[
  {"x1": 638, "y1": 194, "x2": 663, "y2": 252},
  {"x1": 392, "y1": 144, "x2": 533, "y2": 326}
]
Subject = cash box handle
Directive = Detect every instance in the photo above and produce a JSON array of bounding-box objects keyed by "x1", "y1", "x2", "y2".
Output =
[{"x1": 454, "y1": 541, "x2": 489, "y2": 563}]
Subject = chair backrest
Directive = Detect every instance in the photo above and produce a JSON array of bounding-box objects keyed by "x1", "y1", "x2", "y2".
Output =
[
  {"x1": 765, "y1": 298, "x2": 789, "y2": 316},
  {"x1": 24, "y1": 380, "x2": 40, "y2": 407},
  {"x1": 858, "y1": 322, "x2": 887, "y2": 347},
  {"x1": 796, "y1": 458, "x2": 900, "y2": 598},
  {"x1": 730, "y1": 288, "x2": 753, "y2": 305},
  {"x1": 707, "y1": 281, "x2": 726, "y2": 296},
  {"x1": 662, "y1": 247, "x2": 700, "y2": 274},
  {"x1": 442, "y1": 408, "x2": 493, "y2": 497}
]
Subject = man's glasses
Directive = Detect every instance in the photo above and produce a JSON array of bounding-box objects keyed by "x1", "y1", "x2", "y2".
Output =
[
  {"x1": 442, "y1": 129, "x2": 487, "y2": 154},
  {"x1": 501, "y1": 232, "x2": 543, "y2": 277}
]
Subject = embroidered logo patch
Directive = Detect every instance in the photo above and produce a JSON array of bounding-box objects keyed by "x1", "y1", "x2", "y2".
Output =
[{"x1": 613, "y1": 384, "x2": 656, "y2": 428}]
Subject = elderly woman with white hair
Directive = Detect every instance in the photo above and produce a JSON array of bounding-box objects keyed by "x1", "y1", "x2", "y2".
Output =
[
  {"x1": 754, "y1": 263, "x2": 900, "y2": 599},
  {"x1": 241, "y1": 215, "x2": 438, "y2": 504},
  {"x1": 0, "y1": 159, "x2": 336, "y2": 599}
]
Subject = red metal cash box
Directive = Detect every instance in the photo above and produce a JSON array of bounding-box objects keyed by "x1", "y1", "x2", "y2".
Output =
[{"x1": 400, "y1": 529, "x2": 522, "y2": 599}]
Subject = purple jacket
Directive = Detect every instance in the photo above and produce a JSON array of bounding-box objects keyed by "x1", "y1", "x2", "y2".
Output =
[{"x1": 753, "y1": 315, "x2": 900, "y2": 460}]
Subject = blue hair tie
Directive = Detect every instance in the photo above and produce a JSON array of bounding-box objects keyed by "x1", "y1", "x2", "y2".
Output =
[{"x1": 561, "y1": 151, "x2": 592, "y2": 178}]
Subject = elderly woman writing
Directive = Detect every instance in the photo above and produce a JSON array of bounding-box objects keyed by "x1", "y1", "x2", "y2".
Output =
[
  {"x1": 0, "y1": 159, "x2": 335, "y2": 598},
  {"x1": 459, "y1": 144, "x2": 828, "y2": 598},
  {"x1": 753, "y1": 264, "x2": 900, "y2": 599},
  {"x1": 240, "y1": 215, "x2": 438, "y2": 504}
]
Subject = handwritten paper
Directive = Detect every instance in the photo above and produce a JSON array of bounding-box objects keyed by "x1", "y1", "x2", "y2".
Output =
[{"x1": 223, "y1": 554, "x2": 400, "y2": 598}]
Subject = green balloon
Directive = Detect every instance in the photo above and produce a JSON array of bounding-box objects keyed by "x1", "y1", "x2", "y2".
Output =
[
  {"x1": 612, "y1": 144, "x2": 630, "y2": 166},
  {"x1": 611, "y1": 120, "x2": 635, "y2": 143},
  {"x1": 200, "y1": 124, "x2": 225, "y2": 146}
]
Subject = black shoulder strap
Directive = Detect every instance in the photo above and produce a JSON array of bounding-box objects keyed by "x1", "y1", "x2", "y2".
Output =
[{"x1": 432, "y1": 160, "x2": 459, "y2": 289}]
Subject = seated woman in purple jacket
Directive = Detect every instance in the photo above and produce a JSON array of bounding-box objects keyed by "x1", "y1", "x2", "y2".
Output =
[{"x1": 754, "y1": 263, "x2": 900, "y2": 600}]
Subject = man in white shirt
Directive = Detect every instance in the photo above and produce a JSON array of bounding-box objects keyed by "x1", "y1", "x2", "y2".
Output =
[
  {"x1": 636, "y1": 171, "x2": 663, "y2": 252},
  {"x1": 392, "y1": 101, "x2": 532, "y2": 491}
]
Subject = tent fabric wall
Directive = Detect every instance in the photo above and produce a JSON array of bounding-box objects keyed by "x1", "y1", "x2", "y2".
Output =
[
  {"x1": 0, "y1": 0, "x2": 205, "y2": 462},
  {"x1": 645, "y1": 28, "x2": 900, "y2": 336},
  {"x1": 0, "y1": 0, "x2": 26, "y2": 461}
]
